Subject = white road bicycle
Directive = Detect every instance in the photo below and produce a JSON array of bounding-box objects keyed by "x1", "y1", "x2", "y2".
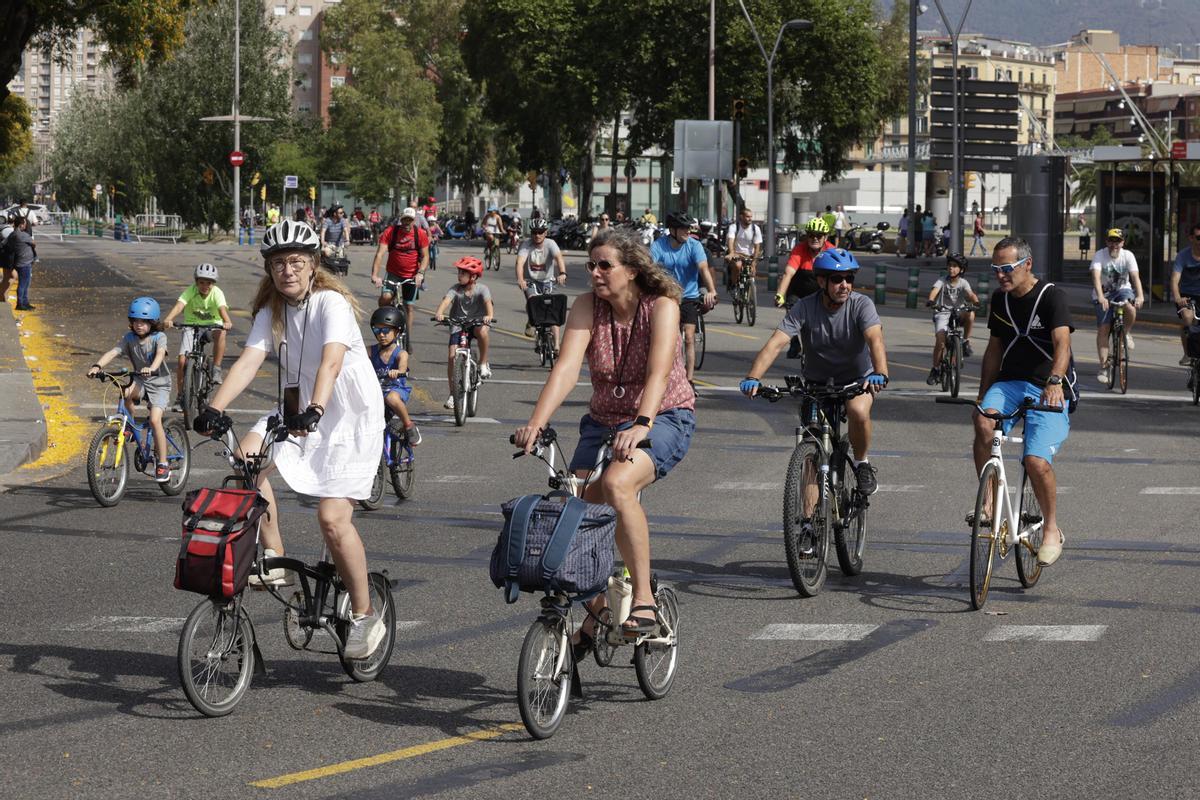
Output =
[{"x1": 433, "y1": 315, "x2": 494, "y2": 426}]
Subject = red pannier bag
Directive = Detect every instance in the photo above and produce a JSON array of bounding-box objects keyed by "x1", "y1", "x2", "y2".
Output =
[{"x1": 174, "y1": 488, "x2": 270, "y2": 599}]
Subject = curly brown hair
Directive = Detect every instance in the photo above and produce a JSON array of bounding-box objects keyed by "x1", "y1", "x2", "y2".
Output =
[
  {"x1": 251, "y1": 252, "x2": 363, "y2": 341},
  {"x1": 588, "y1": 228, "x2": 682, "y2": 302}
]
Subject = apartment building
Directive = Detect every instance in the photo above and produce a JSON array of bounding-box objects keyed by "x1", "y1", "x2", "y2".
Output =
[
  {"x1": 268, "y1": 0, "x2": 346, "y2": 124},
  {"x1": 5, "y1": 29, "x2": 114, "y2": 147},
  {"x1": 1047, "y1": 30, "x2": 1168, "y2": 94}
]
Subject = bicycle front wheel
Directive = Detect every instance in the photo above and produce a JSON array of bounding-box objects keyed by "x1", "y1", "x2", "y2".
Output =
[
  {"x1": 390, "y1": 439, "x2": 416, "y2": 499},
  {"x1": 1014, "y1": 469, "x2": 1044, "y2": 588},
  {"x1": 969, "y1": 462, "x2": 1000, "y2": 610},
  {"x1": 746, "y1": 279, "x2": 757, "y2": 326},
  {"x1": 87, "y1": 425, "x2": 129, "y2": 507},
  {"x1": 783, "y1": 443, "x2": 828, "y2": 597},
  {"x1": 452, "y1": 354, "x2": 468, "y2": 426},
  {"x1": 337, "y1": 571, "x2": 396, "y2": 682},
  {"x1": 634, "y1": 584, "x2": 679, "y2": 700},
  {"x1": 949, "y1": 337, "x2": 963, "y2": 398},
  {"x1": 732, "y1": 280, "x2": 744, "y2": 324},
  {"x1": 517, "y1": 617, "x2": 571, "y2": 739},
  {"x1": 834, "y1": 455, "x2": 868, "y2": 576},
  {"x1": 181, "y1": 358, "x2": 199, "y2": 430},
  {"x1": 1115, "y1": 329, "x2": 1129, "y2": 394},
  {"x1": 467, "y1": 362, "x2": 479, "y2": 418},
  {"x1": 178, "y1": 599, "x2": 255, "y2": 717},
  {"x1": 694, "y1": 313, "x2": 706, "y2": 371},
  {"x1": 158, "y1": 419, "x2": 191, "y2": 496}
]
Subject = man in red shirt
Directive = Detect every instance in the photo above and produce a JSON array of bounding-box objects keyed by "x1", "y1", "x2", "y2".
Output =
[
  {"x1": 371, "y1": 207, "x2": 430, "y2": 337},
  {"x1": 775, "y1": 217, "x2": 835, "y2": 358}
]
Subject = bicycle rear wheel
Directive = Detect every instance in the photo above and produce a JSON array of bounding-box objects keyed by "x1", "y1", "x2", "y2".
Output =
[
  {"x1": 336, "y1": 571, "x2": 396, "y2": 682},
  {"x1": 1115, "y1": 328, "x2": 1128, "y2": 394},
  {"x1": 1193, "y1": 362, "x2": 1200, "y2": 406},
  {"x1": 1014, "y1": 469, "x2": 1044, "y2": 588},
  {"x1": 783, "y1": 443, "x2": 828, "y2": 597},
  {"x1": 452, "y1": 354, "x2": 468, "y2": 426},
  {"x1": 87, "y1": 425, "x2": 128, "y2": 507},
  {"x1": 969, "y1": 462, "x2": 1000, "y2": 610},
  {"x1": 158, "y1": 419, "x2": 191, "y2": 496},
  {"x1": 634, "y1": 584, "x2": 679, "y2": 700},
  {"x1": 517, "y1": 617, "x2": 571, "y2": 739},
  {"x1": 694, "y1": 313, "x2": 706, "y2": 371},
  {"x1": 390, "y1": 439, "x2": 416, "y2": 499},
  {"x1": 834, "y1": 455, "x2": 867, "y2": 576},
  {"x1": 359, "y1": 454, "x2": 387, "y2": 510},
  {"x1": 746, "y1": 279, "x2": 757, "y2": 326},
  {"x1": 178, "y1": 599, "x2": 254, "y2": 717},
  {"x1": 949, "y1": 337, "x2": 963, "y2": 398},
  {"x1": 732, "y1": 276, "x2": 744, "y2": 323}
]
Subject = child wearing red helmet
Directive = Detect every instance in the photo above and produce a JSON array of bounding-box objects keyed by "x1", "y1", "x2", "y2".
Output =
[{"x1": 434, "y1": 257, "x2": 495, "y2": 410}]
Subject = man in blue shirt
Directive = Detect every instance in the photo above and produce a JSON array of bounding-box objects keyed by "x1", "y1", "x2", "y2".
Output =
[
  {"x1": 1171, "y1": 221, "x2": 1200, "y2": 366},
  {"x1": 651, "y1": 211, "x2": 718, "y2": 381}
]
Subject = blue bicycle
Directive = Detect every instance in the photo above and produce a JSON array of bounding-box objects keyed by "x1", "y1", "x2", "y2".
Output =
[
  {"x1": 86, "y1": 369, "x2": 191, "y2": 506},
  {"x1": 360, "y1": 377, "x2": 416, "y2": 509}
]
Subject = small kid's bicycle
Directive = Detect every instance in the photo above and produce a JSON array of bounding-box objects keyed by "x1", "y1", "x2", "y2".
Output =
[
  {"x1": 506, "y1": 427, "x2": 679, "y2": 739},
  {"x1": 86, "y1": 369, "x2": 191, "y2": 506},
  {"x1": 928, "y1": 302, "x2": 976, "y2": 398},
  {"x1": 177, "y1": 323, "x2": 224, "y2": 430},
  {"x1": 433, "y1": 315, "x2": 495, "y2": 426},
  {"x1": 361, "y1": 377, "x2": 417, "y2": 509},
  {"x1": 177, "y1": 416, "x2": 397, "y2": 717}
]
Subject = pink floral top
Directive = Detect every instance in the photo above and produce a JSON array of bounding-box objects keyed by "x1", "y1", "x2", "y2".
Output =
[{"x1": 586, "y1": 293, "x2": 695, "y2": 426}]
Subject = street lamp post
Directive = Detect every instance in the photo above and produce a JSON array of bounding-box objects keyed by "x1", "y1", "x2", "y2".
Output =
[{"x1": 737, "y1": 4, "x2": 812, "y2": 265}]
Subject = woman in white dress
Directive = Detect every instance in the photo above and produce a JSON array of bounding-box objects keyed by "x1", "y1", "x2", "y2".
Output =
[{"x1": 196, "y1": 220, "x2": 386, "y2": 659}]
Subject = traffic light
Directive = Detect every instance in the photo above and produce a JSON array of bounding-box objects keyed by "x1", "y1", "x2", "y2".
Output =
[
  {"x1": 527, "y1": 171, "x2": 537, "y2": 191},
  {"x1": 202, "y1": 167, "x2": 215, "y2": 185},
  {"x1": 737, "y1": 157, "x2": 749, "y2": 179},
  {"x1": 308, "y1": 186, "x2": 316, "y2": 201},
  {"x1": 965, "y1": 171, "x2": 977, "y2": 189},
  {"x1": 733, "y1": 98, "x2": 746, "y2": 120},
  {"x1": 250, "y1": 171, "x2": 261, "y2": 186},
  {"x1": 260, "y1": 184, "x2": 267, "y2": 201}
]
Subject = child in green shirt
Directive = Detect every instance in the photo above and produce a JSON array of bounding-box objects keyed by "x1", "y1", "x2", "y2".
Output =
[{"x1": 162, "y1": 263, "x2": 232, "y2": 405}]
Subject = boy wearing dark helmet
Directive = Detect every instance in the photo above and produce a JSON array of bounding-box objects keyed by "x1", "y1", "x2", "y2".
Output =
[{"x1": 369, "y1": 306, "x2": 421, "y2": 445}]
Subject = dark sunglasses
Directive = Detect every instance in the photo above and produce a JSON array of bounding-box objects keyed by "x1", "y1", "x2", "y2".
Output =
[
  {"x1": 824, "y1": 273, "x2": 855, "y2": 284},
  {"x1": 586, "y1": 259, "x2": 618, "y2": 272},
  {"x1": 1107, "y1": 237, "x2": 1123, "y2": 243},
  {"x1": 371, "y1": 326, "x2": 398, "y2": 335}
]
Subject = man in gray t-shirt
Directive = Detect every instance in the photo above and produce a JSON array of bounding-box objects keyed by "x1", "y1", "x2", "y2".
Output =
[{"x1": 739, "y1": 249, "x2": 889, "y2": 498}]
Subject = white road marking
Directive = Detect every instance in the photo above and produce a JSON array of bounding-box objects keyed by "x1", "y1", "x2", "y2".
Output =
[
  {"x1": 64, "y1": 616, "x2": 185, "y2": 633},
  {"x1": 713, "y1": 481, "x2": 775, "y2": 491},
  {"x1": 751, "y1": 623, "x2": 879, "y2": 641},
  {"x1": 876, "y1": 484, "x2": 925, "y2": 493},
  {"x1": 1141, "y1": 487, "x2": 1200, "y2": 495},
  {"x1": 426, "y1": 475, "x2": 492, "y2": 483},
  {"x1": 983, "y1": 625, "x2": 1107, "y2": 642},
  {"x1": 396, "y1": 621, "x2": 424, "y2": 632}
]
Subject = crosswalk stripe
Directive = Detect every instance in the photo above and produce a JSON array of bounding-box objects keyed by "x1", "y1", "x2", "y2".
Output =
[
  {"x1": 983, "y1": 625, "x2": 1107, "y2": 642},
  {"x1": 713, "y1": 481, "x2": 775, "y2": 491},
  {"x1": 751, "y1": 623, "x2": 879, "y2": 641},
  {"x1": 1140, "y1": 487, "x2": 1200, "y2": 495},
  {"x1": 62, "y1": 616, "x2": 425, "y2": 633}
]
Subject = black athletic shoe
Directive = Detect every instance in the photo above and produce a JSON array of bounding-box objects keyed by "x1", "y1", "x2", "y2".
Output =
[
  {"x1": 963, "y1": 341, "x2": 973, "y2": 358},
  {"x1": 854, "y1": 462, "x2": 878, "y2": 495},
  {"x1": 926, "y1": 367, "x2": 940, "y2": 386}
]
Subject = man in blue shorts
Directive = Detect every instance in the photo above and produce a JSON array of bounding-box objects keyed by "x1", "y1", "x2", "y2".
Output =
[
  {"x1": 974, "y1": 236, "x2": 1076, "y2": 567},
  {"x1": 651, "y1": 211, "x2": 718, "y2": 382}
]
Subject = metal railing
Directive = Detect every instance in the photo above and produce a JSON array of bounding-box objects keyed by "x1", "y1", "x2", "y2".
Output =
[{"x1": 133, "y1": 214, "x2": 184, "y2": 243}]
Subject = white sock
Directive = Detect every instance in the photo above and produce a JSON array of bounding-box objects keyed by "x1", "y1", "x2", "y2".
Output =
[{"x1": 852, "y1": 459, "x2": 868, "y2": 468}]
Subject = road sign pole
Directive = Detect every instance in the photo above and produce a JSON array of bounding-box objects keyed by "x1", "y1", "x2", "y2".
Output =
[{"x1": 933, "y1": 0, "x2": 974, "y2": 256}]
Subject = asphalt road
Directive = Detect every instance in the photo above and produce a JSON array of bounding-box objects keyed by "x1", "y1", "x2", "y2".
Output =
[{"x1": 3, "y1": 237, "x2": 1200, "y2": 799}]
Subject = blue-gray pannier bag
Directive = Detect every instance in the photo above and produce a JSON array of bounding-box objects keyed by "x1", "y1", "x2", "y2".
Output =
[{"x1": 490, "y1": 494, "x2": 617, "y2": 603}]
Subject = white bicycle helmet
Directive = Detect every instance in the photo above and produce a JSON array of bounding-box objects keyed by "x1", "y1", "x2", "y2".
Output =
[
  {"x1": 194, "y1": 262, "x2": 219, "y2": 281},
  {"x1": 260, "y1": 219, "x2": 320, "y2": 256}
]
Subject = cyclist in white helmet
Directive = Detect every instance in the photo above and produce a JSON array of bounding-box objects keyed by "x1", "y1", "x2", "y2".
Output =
[{"x1": 163, "y1": 263, "x2": 233, "y2": 397}]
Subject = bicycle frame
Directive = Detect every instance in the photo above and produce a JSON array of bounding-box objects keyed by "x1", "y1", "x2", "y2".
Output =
[{"x1": 978, "y1": 428, "x2": 1034, "y2": 557}]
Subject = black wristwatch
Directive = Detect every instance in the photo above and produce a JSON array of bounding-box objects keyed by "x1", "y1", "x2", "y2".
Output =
[
  {"x1": 633, "y1": 415, "x2": 653, "y2": 429},
  {"x1": 1045, "y1": 375, "x2": 1063, "y2": 386}
]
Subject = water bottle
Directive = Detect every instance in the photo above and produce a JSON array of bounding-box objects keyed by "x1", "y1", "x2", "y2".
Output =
[{"x1": 607, "y1": 566, "x2": 632, "y2": 629}]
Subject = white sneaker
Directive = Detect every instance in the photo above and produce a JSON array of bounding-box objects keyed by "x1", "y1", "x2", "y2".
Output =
[
  {"x1": 1125, "y1": 334, "x2": 1134, "y2": 351},
  {"x1": 443, "y1": 396, "x2": 455, "y2": 410},
  {"x1": 480, "y1": 363, "x2": 492, "y2": 379},
  {"x1": 248, "y1": 548, "x2": 295, "y2": 588},
  {"x1": 1097, "y1": 367, "x2": 1109, "y2": 383},
  {"x1": 212, "y1": 365, "x2": 224, "y2": 384},
  {"x1": 343, "y1": 609, "x2": 385, "y2": 659}
]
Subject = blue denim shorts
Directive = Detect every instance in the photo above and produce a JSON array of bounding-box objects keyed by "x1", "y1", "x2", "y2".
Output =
[
  {"x1": 569, "y1": 408, "x2": 695, "y2": 480},
  {"x1": 1093, "y1": 287, "x2": 1135, "y2": 326},
  {"x1": 382, "y1": 376, "x2": 412, "y2": 404},
  {"x1": 980, "y1": 380, "x2": 1070, "y2": 464}
]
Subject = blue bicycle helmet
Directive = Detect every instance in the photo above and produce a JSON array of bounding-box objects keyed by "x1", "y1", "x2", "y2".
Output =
[
  {"x1": 813, "y1": 248, "x2": 860, "y2": 273},
  {"x1": 128, "y1": 296, "x2": 161, "y2": 321}
]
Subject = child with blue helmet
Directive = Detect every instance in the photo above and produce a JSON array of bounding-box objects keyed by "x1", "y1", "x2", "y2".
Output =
[{"x1": 87, "y1": 297, "x2": 174, "y2": 482}]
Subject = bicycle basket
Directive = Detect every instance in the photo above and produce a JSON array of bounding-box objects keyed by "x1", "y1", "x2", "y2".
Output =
[
  {"x1": 525, "y1": 293, "x2": 568, "y2": 328},
  {"x1": 490, "y1": 494, "x2": 616, "y2": 603},
  {"x1": 174, "y1": 488, "x2": 269, "y2": 599}
]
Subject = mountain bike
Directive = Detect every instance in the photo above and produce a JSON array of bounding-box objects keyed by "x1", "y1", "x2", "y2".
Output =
[
  {"x1": 757, "y1": 378, "x2": 872, "y2": 597},
  {"x1": 1105, "y1": 301, "x2": 1129, "y2": 394},
  {"x1": 936, "y1": 396, "x2": 1059, "y2": 610},
  {"x1": 381, "y1": 276, "x2": 416, "y2": 353},
  {"x1": 433, "y1": 315, "x2": 494, "y2": 426},
  {"x1": 178, "y1": 324, "x2": 224, "y2": 430},
  {"x1": 485, "y1": 235, "x2": 502, "y2": 271},
  {"x1": 361, "y1": 377, "x2": 417, "y2": 509},
  {"x1": 506, "y1": 427, "x2": 679, "y2": 739},
  {"x1": 178, "y1": 415, "x2": 397, "y2": 717},
  {"x1": 85, "y1": 369, "x2": 191, "y2": 507},
  {"x1": 729, "y1": 256, "x2": 757, "y2": 327},
  {"x1": 929, "y1": 302, "x2": 975, "y2": 398}
]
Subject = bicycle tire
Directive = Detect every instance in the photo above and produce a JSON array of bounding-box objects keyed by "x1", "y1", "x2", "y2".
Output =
[
  {"x1": 283, "y1": 591, "x2": 314, "y2": 650},
  {"x1": 517, "y1": 617, "x2": 571, "y2": 739},
  {"x1": 949, "y1": 337, "x2": 963, "y2": 398},
  {"x1": 158, "y1": 419, "x2": 191, "y2": 496},
  {"x1": 336, "y1": 571, "x2": 397, "y2": 682},
  {"x1": 833, "y1": 454, "x2": 867, "y2": 576},
  {"x1": 969, "y1": 461, "x2": 1000, "y2": 610},
  {"x1": 178, "y1": 600, "x2": 254, "y2": 717},
  {"x1": 746, "y1": 280, "x2": 757, "y2": 326},
  {"x1": 1116, "y1": 329, "x2": 1128, "y2": 394},
  {"x1": 359, "y1": 455, "x2": 387, "y2": 510},
  {"x1": 732, "y1": 281, "x2": 744, "y2": 324},
  {"x1": 86, "y1": 425, "x2": 129, "y2": 507},
  {"x1": 181, "y1": 358, "x2": 199, "y2": 430},
  {"x1": 783, "y1": 443, "x2": 828, "y2": 597},
  {"x1": 592, "y1": 607, "x2": 616, "y2": 667},
  {"x1": 390, "y1": 439, "x2": 416, "y2": 499},
  {"x1": 694, "y1": 313, "x2": 706, "y2": 371},
  {"x1": 467, "y1": 363, "x2": 479, "y2": 418},
  {"x1": 1193, "y1": 362, "x2": 1199, "y2": 406},
  {"x1": 634, "y1": 585, "x2": 679, "y2": 700},
  {"x1": 940, "y1": 345, "x2": 952, "y2": 393},
  {"x1": 1014, "y1": 469, "x2": 1044, "y2": 588},
  {"x1": 453, "y1": 354, "x2": 468, "y2": 426}
]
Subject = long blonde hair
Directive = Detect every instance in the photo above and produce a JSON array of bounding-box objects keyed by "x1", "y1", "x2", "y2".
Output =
[
  {"x1": 588, "y1": 228, "x2": 682, "y2": 302},
  {"x1": 251, "y1": 251, "x2": 363, "y2": 341}
]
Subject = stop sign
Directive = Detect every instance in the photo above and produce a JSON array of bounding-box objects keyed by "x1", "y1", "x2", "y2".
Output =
[{"x1": 228, "y1": 151, "x2": 245, "y2": 167}]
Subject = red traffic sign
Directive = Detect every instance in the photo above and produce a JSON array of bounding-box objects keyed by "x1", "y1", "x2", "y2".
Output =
[
  {"x1": 1173, "y1": 141, "x2": 1187, "y2": 160},
  {"x1": 228, "y1": 151, "x2": 245, "y2": 167}
]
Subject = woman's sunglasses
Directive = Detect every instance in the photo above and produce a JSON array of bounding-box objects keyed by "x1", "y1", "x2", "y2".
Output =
[
  {"x1": 991, "y1": 256, "x2": 1030, "y2": 274},
  {"x1": 586, "y1": 259, "x2": 617, "y2": 272}
]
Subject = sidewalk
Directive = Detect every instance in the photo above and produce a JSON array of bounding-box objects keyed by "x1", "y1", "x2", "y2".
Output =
[{"x1": 0, "y1": 304, "x2": 46, "y2": 475}]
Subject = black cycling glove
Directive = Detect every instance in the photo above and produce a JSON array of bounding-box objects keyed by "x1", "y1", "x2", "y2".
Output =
[
  {"x1": 194, "y1": 406, "x2": 231, "y2": 436},
  {"x1": 285, "y1": 405, "x2": 323, "y2": 433}
]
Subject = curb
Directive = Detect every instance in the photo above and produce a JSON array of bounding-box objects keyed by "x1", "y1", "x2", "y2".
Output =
[{"x1": 0, "y1": 304, "x2": 48, "y2": 475}]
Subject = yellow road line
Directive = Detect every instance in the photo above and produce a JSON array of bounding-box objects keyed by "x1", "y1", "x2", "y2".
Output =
[
  {"x1": 692, "y1": 377, "x2": 718, "y2": 387},
  {"x1": 14, "y1": 305, "x2": 91, "y2": 471},
  {"x1": 249, "y1": 723, "x2": 525, "y2": 789},
  {"x1": 705, "y1": 324, "x2": 762, "y2": 341}
]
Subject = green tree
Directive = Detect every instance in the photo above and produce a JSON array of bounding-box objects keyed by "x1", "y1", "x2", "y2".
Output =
[
  {"x1": 1060, "y1": 126, "x2": 1119, "y2": 209},
  {"x1": 321, "y1": 0, "x2": 442, "y2": 209},
  {"x1": 0, "y1": 95, "x2": 33, "y2": 181},
  {"x1": 49, "y1": 91, "x2": 149, "y2": 213},
  {"x1": 0, "y1": 151, "x2": 41, "y2": 205}
]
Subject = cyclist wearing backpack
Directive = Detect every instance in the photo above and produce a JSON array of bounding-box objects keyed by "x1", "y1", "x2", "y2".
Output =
[
  {"x1": 973, "y1": 237, "x2": 1075, "y2": 568},
  {"x1": 370, "y1": 207, "x2": 429, "y2": 336}
]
